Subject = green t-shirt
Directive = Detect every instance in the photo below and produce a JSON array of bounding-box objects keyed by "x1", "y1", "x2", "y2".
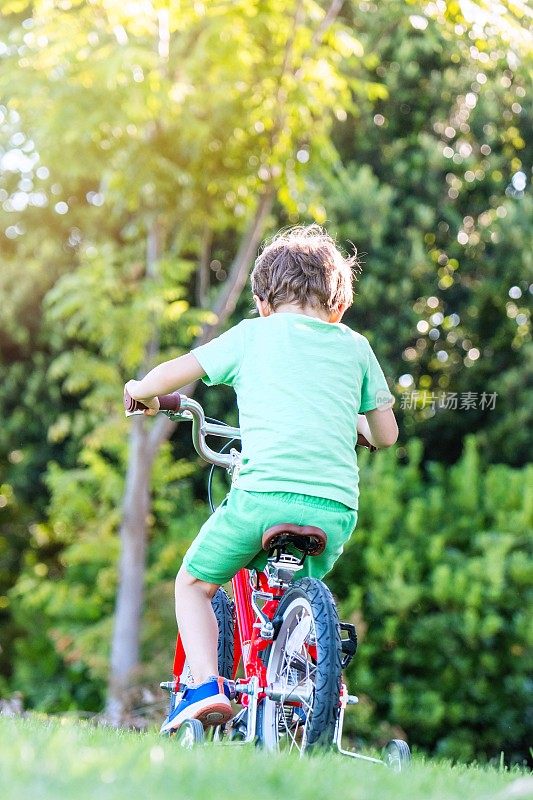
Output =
[{"x1": 192, "y1": 313, "x2": 393, "y2": 509}]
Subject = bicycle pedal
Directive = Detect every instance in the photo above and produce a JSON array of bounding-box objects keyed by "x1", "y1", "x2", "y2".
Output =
[
  {"x1": 339, "y1": 622, "x2": 358, "y2": 669},
  {"x1": 346, "y1": 694, "x2": 359, "y2": 705},
  {"x1": 225, "y1": 680, "x2": 237, "y2": 700}
]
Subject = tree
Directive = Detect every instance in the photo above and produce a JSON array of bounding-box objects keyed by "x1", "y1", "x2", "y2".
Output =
[
  {"x1": 321, "y1": 0, "x2": 532, "y2": 464},
  {"x1": 1, "y1": 0, "x2": 364, "y2": 720}
]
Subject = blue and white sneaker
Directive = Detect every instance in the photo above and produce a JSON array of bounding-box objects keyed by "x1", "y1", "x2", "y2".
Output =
[{"x1": 160, "y1": 676, "x2": 233, "y2": 734}]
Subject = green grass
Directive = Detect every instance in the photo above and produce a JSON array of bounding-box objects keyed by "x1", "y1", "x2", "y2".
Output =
[{"x1": 0, "y1": 716, "x2": 531, "y2": 800}]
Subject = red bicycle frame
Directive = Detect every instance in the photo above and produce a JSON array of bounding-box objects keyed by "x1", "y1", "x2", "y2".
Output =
[{"x1": 172, "y1": 567, "x2": 282, "y2": 697}]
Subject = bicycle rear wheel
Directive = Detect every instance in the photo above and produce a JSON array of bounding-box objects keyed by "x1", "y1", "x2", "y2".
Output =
[
  {"x1": 212, "y1": 587, "x2": 234, "y2": 679},
  {"x1": 175, "y1": 588, "x2": 234, "y2": 689},
  {"x1": 257, "y1": 577, "x2": 342, "y2": 753}
]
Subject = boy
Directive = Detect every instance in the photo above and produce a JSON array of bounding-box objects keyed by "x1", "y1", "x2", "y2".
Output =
[{"x1": 125, "y1": 225, "x2": 398, "y2": 733}]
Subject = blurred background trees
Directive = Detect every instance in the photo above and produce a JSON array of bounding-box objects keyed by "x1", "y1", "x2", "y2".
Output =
[{"x1": 0, "y1": 0, "x2": 531, "y2": 761}]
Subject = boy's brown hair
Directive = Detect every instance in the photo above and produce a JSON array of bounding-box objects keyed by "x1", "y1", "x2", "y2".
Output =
[{"x1": 251, "y1": 225, "x2": 358, "y2": 314}]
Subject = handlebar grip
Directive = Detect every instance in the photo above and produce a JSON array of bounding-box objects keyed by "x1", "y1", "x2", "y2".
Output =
[{"x1": 123, "y1": 388, "x2": 182, "y2": 413}]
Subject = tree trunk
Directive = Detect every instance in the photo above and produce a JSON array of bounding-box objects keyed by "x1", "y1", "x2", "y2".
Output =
[
  {"x1": 106, "y1": 417, "x2": 153, "y2": 725},
  {"x1": 106, "y1": 221, "x2": 162, "y2": 724}
]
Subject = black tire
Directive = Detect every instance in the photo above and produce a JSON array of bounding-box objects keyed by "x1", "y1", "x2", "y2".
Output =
[
  {"x1": 166, "y1": 589, "x2": 233, "y2": 729},
  {"x1": 175, "y1": 718, "x2": 205, "y2": 748},
  {"x1": 173, "y1": 589, "x2": 233, "y2": 694},
  {"x1": 383, "y1": 739, "x2": 411, "y2": 772},
  {"x1": 211, "y1": 588, "x2": 234, "y2": 679},
  {"x1": 257, "y1": 577, "x2": 342, "y2": 753}
]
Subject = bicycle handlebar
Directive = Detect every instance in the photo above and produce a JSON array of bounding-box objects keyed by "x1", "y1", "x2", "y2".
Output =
[
  {"x1": 124, "y1": 388, "x2": 239, "y2": 468},
  {"x1": 123, "y1": 388, "x2": 182, "y2": 414},
  {"x1": 123, "y1": 389, "x2": 376, "y2": 468}
]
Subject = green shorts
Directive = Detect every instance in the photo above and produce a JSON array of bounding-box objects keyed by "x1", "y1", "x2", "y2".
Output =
[{"x1": 183, "y1": 488, "x2": 358, "y2": 585}]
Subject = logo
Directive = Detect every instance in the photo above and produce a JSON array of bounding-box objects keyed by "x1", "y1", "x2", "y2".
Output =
[{"x1": 375, "y1": 389, "x2": 394, "y2": 409}]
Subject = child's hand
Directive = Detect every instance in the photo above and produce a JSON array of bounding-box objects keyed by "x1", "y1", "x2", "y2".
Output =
[{"x1": 124, "y1": 380, "x2": 160, "y2": 416}]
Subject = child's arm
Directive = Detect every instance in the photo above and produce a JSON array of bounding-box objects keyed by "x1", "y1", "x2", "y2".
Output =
[
  {"x1": 357, "y1": 409, "x2": 398, "y2": 449},
  {"x1": 125, "y1": 354, "x2": 206, "y2": 416}
]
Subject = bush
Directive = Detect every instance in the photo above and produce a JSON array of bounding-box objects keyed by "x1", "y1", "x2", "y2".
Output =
[{"x1": 330, "y1": 437, "x2": 532, "y2": 763}]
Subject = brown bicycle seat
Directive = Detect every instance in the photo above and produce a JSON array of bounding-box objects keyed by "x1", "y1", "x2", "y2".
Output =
[{"x1": 262, "y1": 524, "x2": 327, "y2": 557}]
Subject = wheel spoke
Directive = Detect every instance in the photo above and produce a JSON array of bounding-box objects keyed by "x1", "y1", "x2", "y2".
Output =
[
  {"x1": 270, "y1": 608, "x2": 317, "y2": 751},
  {"x1": 259, "y1": 580, "x2": 343, "y2": 754}
]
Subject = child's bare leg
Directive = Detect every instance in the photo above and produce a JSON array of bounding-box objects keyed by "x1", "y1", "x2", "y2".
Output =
[{"x1": 174, "y1": 565, "x2": 220, "y2": 685}]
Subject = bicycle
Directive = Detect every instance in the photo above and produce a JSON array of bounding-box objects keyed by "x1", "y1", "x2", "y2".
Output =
[{"x1": 124, "y1": 389, "x2": 411, "y2": 771}]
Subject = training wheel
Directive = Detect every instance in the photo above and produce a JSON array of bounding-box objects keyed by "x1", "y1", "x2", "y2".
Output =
[
  {"x1": 382, "y1": 739, "x2": 411, "y2": 772},
  {"x1": 174, "y1": 718, "x2": 205, "y2": 749}
]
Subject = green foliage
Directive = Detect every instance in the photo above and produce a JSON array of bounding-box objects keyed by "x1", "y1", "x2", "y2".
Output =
[
  {"x1": 0, "y1": 0, "x2": 362, "y2": 233},
  {"x1": 323, "y1": 0, "x2": 532, "y2": 465},
  {"x1": 330, "y1": 437, "x2": 532, "y2": 762},
  {"x1": 8, "y1": 426, "x2": 203, "y2": 710}
]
